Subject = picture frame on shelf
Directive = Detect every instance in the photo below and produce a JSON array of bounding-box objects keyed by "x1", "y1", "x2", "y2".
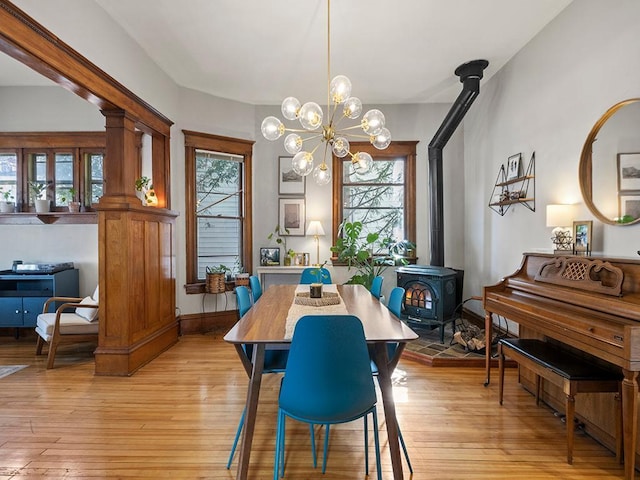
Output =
[
  {"x1": 619, "y1": 194, "x2": 640, "y2": 223},
  {"x1": 506, "y1": 153, "x2": 522, "y2": 181},
  {"x1": 617, "y1": 153, "x2": 640, "y2": 193},
  {"x1": 279, "y1": 197, "x2": 305, "y2": 236},
  {"x1": 278, "y1": 156, "x2": 306, "y2": 195},
  {"x1": 260, "y1": 247, "x2": 280, "y2": 266},
  {"x1": 572, "y1": 220, "x2": 592, "y2": 255},
  {"x1": 293, "y1": 252, "x2": 310, "y2": 266}
]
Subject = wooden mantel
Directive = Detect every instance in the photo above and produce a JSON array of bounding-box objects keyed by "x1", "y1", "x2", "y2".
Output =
[{"x1": 0, "y1": 1, "x2": 179, "y2": 375}]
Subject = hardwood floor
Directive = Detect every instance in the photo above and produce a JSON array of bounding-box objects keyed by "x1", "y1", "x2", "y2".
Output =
[{"x1": 0, "y1": 332, "x2": 626, "y2": 479}]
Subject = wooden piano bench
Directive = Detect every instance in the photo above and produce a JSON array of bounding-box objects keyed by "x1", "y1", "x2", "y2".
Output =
[{"x1": 498, "y1": 338, "x2": 622, "y2": 465}]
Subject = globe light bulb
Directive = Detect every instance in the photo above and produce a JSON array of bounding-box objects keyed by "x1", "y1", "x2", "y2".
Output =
[
  {"x1": 332, "y1": 137, "x2": 350, "y2": 158},
  {"x1": 281, "y1": 97, "x2": 301, "y2": 121},
  {"x1": 352, "y1": 151, "x2": 373, "y2": 173},
  {"x1": 292, "y1": 151, "x2": 314, "y2": 176},
  {"x1": 299, "y1": 102, "x2": 323, "y2": 130},
  {"x1": 284, "y1": 133, "x2": 302, "y2": 154},
  {"x1": 343, "y1": 97, "x2": 362, "y2": 119},
  {"x1": 329, "y1": 75, "x2": 352, "y2": 104},
  {"x1": 361, "y1": 109, "x2": 385, "y2": 136},
  {"x1": 372, "y1": 127, "x2": 391, "y2": 150},
  {"x1": 261, "y1": 116, "x2": 284, "y2": 141},
  {"x1": 313, "y1": 162, "x2": 332, "y2": 185}
]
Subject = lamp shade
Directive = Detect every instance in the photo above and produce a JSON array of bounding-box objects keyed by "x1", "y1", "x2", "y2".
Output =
[
  {"x1": 306, "y1": 220, "x2": 325, "y2": 236},
  {"x1": 546, "y1": 204, "x2": 576, "y2": 227}
]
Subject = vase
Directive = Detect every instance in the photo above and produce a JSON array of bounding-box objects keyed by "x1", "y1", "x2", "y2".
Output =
[
  {"x1": 0, "y1": 201, "x2": 14, "y2": 213},
  {"x1": 34, "y1": 199, "x2": 50, "y2": 213},
  {"x1": 68, "y1": 201, "x2": 81, "y2": 213}
]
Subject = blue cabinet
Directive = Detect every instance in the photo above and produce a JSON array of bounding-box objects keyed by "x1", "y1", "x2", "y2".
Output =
[{"x1": 0, "y1": 269, "x2": 79, "y2": 328}]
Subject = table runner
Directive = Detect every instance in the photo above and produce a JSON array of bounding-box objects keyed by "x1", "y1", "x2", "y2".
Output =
[{"x1": 285, "y1": 284, "x2": 349, "y2": 338}]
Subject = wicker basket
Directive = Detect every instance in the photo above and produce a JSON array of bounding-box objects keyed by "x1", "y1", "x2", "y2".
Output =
[{"x1": 206, "y1": 272, "x2": 226, "y2": 293}]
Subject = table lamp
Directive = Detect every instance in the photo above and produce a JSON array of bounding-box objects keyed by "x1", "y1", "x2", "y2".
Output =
[
  {"x1": 306, "y1": 220, "x2": 325, "y2": 266},
  {"x1": 546, "y1": 204, "x2": 576, "y2": 252}
]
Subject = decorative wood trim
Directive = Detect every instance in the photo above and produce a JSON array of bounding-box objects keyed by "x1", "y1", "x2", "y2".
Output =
[
  {"x1": 0, "y1": 131, "x2": 105, "y2": 148},
  {"x1": 0, "y1": 212, "x2": 97, "y2": 225},
  {"x1": 535, "y1": 257, "x2": 624, "y2": 297},
  {"x1": 0, "y1": 0, "x2": 178, "y2": 376},
  {"x1": 183, "y1": 130, "x2": 254, "y2": 286}
]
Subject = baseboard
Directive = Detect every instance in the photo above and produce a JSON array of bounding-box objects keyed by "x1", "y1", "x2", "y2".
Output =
[{"x1": 179, "y1": 310, "x2": 238, "y2": 337}]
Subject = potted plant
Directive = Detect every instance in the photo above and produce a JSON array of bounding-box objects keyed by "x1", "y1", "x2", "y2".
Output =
[
  {"x1": 205, "y1": 264, "x2": 230, "y2": 293},
  {"x1": 267, "y1": 225, "x2": 291, "y2": 265},
  {"x1": 28, "y1": 181, "x2": 51, "y2": 213},
  {"x1": 59, "y1": 187, "x2": 81, "y2": 213},
  {"x1": 135, "y1": 176, "x2": 157, "y2": 206},
  {"x1": 330, "y1": 221, "x2": 414, "y2": 291},
  {"x1": 0, "y1": 187, "x2": 14, "y2": 213}
]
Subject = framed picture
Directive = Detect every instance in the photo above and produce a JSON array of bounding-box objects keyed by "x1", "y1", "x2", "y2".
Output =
[
  {"x1": 619, "y1": 194, "x2": 640, "y2": 222},
  {"x1": 573, "y1": 220, "x2": 592, "y2": 254},
  {"x1": 279, "y1": 197, "x2": 305, "y2": 236},
  {"x1": 293, "y1": 252, "x2": 310, "y2": 266},
  {"x1": 506, "y1": 153, "x2": 522, "y2": 181},
  {"x1": 617, "y1": 153, "x2": 640, "y2": 193},
  {"x1": 278, "y1": 156, "x2": 306, "y2": 195},
  {"x1": 260, "y1": 247, "x2": 280, "y2": 266}
]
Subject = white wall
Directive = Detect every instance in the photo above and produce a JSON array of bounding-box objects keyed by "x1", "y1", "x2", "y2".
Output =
[
  {"x1": 4, "y1": 0, "x2": 467, "y2": 315},
  {"x1": 463, "y1": 0, "x2": 640, "y2": 313},
  {"x1": 0, "y1": 86, "x2": 104, "y2": 296}
]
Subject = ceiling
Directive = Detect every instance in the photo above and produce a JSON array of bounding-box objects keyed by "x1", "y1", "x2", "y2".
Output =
[{"x1": 2, "y1": 0, "x2": 573, "y2": 105}]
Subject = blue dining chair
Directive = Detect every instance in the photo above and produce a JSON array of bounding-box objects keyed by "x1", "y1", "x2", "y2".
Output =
[
  {"x1": 387, "y1": 286, "x2": 405, "y2": 318},
  {"x1": 249, "y1": 275, "x2": 262, "y2": 302},
  {"x1": 274, "y1": 315, "x2": 382, "y2": 480},
  {"x1": 235, "y1": 285, "x2": 252, "y2": 318},
  {"x1": 227, "y1": 285, "x2": 290, "y2": 469},
  {"x1": 370, "y1": 276, "x2": 384, "y2": 299},
  {"x1": 299, "y1": 267, "x2": 332, "y2": 284}
]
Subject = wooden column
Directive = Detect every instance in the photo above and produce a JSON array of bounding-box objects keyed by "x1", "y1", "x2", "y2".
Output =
[{"x1": 94, "y1": 109, "x2": 178, "y2": 376}]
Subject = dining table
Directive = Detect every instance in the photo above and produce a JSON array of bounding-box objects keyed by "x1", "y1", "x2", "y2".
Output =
[{"x1": 223, "y1": 283, "x2": 419, "y2": 480}]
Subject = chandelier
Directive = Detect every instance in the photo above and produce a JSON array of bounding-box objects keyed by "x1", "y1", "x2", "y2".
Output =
[{"x1": 260, "y1": 0, "x2": 391, "y2": 186}]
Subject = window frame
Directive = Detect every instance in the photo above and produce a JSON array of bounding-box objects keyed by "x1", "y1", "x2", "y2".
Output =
[
  {"x1": 0, "y1": 132, "x2": 105, "y2": 215},
  {"x1": 183, "y1": 130, "x2": 254, "y2": 292},
  {"x1": 332, "y1": 141, "x2": 417, "y2": 257}
]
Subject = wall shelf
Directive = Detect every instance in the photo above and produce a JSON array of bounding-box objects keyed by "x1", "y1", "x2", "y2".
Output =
[
  {"x1": 489, "y1": 152, "x2": 535, "y2": 216},
  {"x1": 0, "y1": 212, "x2": 97, "y2": 225}
]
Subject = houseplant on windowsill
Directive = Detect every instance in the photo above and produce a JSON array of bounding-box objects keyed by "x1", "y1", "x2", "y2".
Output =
[
  {"x1": 59, "y1": 187, "x2": 80, "y2": 213},
  {"x1": 0, "y1": 187, "x2": 14, "y2": 213},
  {"x1": 330, "y1": 221, "x2": 415, "y2": 291},
  {"x1": 28, "y1": 181, "x2": 51, "y2": 213},
  {"x1": 205, "y1": 265, "x2": 230, "y2": 293}
]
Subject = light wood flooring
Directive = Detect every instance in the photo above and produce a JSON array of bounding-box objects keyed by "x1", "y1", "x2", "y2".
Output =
[{"x1": 0, "y1": 332, "x2": 627, "y2": 479}]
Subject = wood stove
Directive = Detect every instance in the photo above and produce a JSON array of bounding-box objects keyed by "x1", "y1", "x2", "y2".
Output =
[{"x1": 396, "y1": 265, "x2": 462, "y2": 343}]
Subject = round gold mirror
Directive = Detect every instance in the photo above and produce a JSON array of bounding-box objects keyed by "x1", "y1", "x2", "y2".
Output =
[{"x1": 579, "y1": 98, "x2": 640, "y2": 226}]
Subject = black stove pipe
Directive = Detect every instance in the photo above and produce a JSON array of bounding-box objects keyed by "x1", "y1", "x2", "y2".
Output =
[{"x1": 428, "y1": 59, "x2": 489, "y2": 267}]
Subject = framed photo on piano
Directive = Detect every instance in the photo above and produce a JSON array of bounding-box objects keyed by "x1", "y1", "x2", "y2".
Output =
[{"x1": 573, "y1": 220, "x2": 592, "y2": 255}]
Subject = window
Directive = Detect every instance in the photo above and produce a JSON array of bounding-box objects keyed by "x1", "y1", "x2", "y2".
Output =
[
  {"x1": 184, "y1": 130, "x2": 254, "y2": 290},
  {"x1": 0, "y1": 152, "x2": 18, "y2": 203},
  {"x1": 0, "y1": 132, "x2": 105, "y2": 214},
  {"x1": 332, "y1": 141, "x2": 417, "y2": 251}
]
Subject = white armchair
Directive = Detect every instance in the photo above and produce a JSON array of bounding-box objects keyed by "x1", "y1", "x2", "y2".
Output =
[{"x1": 35, "y1": 285, "x2": 99, "y2": 369}]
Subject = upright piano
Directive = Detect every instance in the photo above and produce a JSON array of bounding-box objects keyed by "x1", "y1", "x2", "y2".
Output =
[{"x1": 483, "y1": 253, "x2": 640, "y2": 479}]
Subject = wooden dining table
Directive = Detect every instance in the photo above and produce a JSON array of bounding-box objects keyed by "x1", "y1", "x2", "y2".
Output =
[{"x1": 223, "y1": 283, "x2": 419, "y2": 480}]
